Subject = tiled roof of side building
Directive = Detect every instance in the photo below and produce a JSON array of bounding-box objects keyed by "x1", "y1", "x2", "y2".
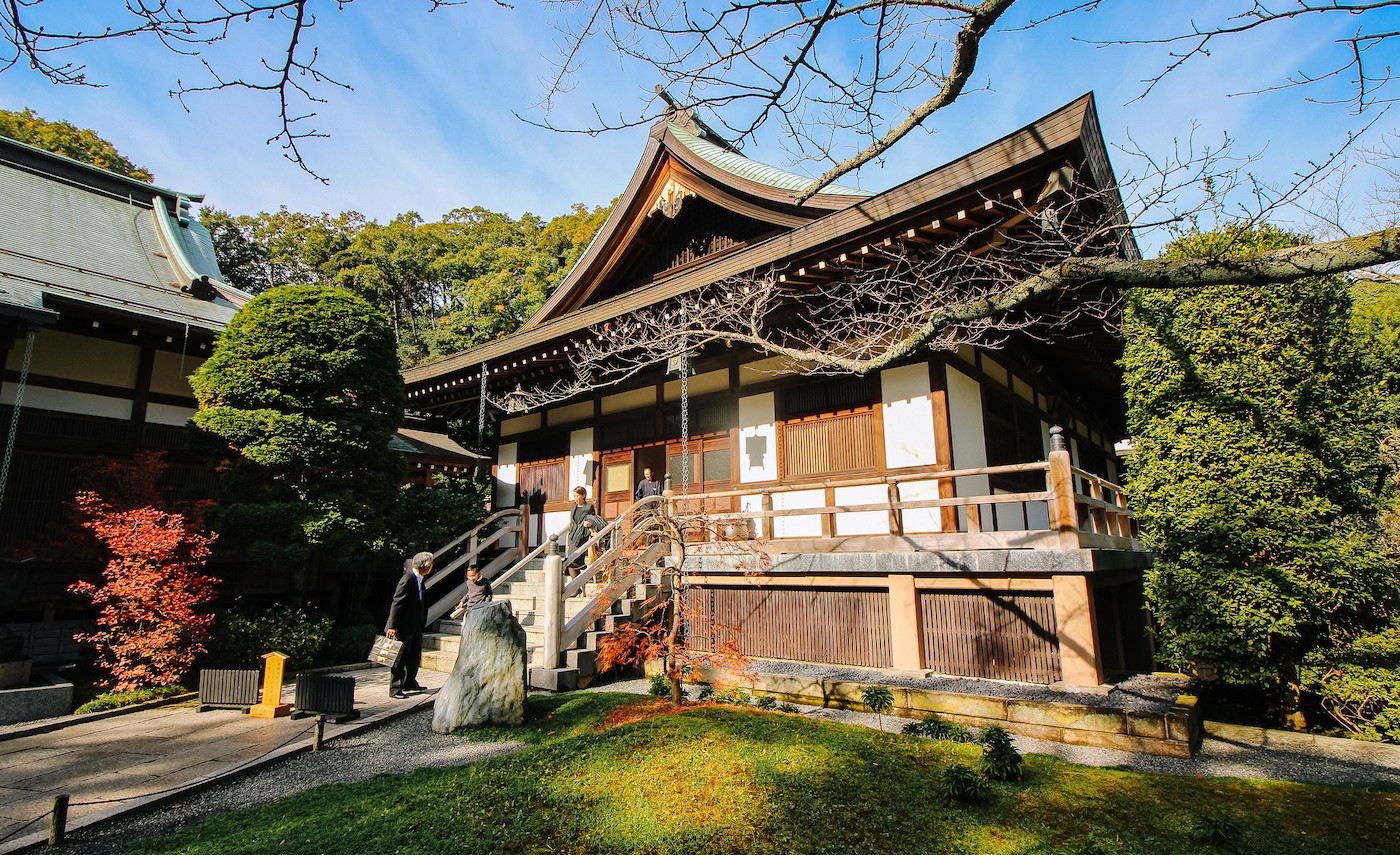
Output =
[
  {"x1": 0, "y1": 136, "x2": 251, "y2": 330},
  {"x1": 667, "y1": 124, "x2": 872, "y2": 198}
]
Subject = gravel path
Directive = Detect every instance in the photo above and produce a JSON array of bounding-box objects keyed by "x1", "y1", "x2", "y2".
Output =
[{"x1": 50, "y1": 681, "x2": 1399, "y2": 855}]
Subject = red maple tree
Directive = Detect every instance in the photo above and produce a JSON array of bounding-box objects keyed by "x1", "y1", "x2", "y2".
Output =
[{"x1": 67, "y1": 458, "x2": 220, "y2": 691}]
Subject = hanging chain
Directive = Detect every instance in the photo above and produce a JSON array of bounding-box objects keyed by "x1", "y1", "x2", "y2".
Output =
[
  {"x1": 0, "y1": 330, "x2": 37, "y2": 513},
  {"x1": 477, "y1": 364, "x2": 488, "y2": 453},
  {"x1": 680, "y1": 334, "x2": 690, "y2": 497},
  {"x1": 178, "y1": 321, "x2": 190, "y2": 382}
]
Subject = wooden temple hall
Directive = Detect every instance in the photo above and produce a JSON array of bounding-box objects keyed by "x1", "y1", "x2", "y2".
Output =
[{"x1": 404, "y1": 94, "x2": 1154, "y2": 688}]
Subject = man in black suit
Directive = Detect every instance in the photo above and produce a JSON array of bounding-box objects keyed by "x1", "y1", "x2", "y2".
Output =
[{"x1": 386, "y1": 551, "x2": 434, "y2": 698}]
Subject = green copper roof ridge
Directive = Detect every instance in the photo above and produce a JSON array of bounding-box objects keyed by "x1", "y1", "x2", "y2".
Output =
[{"x1": 667, "y1": 124, "x2": 871, "y2": 197}]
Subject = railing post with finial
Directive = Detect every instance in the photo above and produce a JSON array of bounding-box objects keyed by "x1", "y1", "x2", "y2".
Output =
[
  {"x1": 542, "y1": 535, "x2": 563, "y2": 669},
  {"x1": 1046, "y1": 426, "x2": 1079, "y2": 548}
]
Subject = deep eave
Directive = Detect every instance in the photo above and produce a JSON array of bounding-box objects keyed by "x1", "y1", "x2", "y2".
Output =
[{"x1": 404, "y1": 93, "x2": 1135, "y2": 406}]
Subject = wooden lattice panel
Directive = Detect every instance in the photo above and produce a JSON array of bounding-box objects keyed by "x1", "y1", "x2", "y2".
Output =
[
  {"x1": 918, "y1": 590, "x2": 1062, "y2": 684},
  {"x1": 686, "y1": 586, "x2": 892, "y2": 668}
]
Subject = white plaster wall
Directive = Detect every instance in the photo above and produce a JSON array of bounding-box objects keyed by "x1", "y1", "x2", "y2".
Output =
[
  {"x1": 151, "y1": 351, "x2": 203, "y2": 397},
  {"x1": 569, "y1": 428, "x2": 595, "y2": 495},
  {"x1": 500, "y1": 413, "x2": 540, "y2": 437},
  {"x1": 898, "y1": 478, "x2": 944, "y2": 533},
  {"x1": 738, "y1": 392, "x2": 777, "y2": 483},
  {"x1": 495, "y1": 442, "x2": 518, "y2": 509},
  {"x1": 10, "y1": 330, "x2": 139, "y2": 388},
  {"x1": 145, "y1": 402, "x2": 197, "y2": 426},
  {"x1": 880, "y1": 362, "x2": 938, "y2": 469},
  {"x1": 994, "y1": 488, "x2": 1025, "y2": 531},
  {"x1": 945, "y1": 366, "x2": 990, "y2": 497},
  {"x1": 664, "y1": 368, "x2": 729, "y2": 401},
  {"x1": 548, "y1": 401, "x2": 593, "y2": 426},
  {"x1": 774, "y1": 488, "x2": 825, "y2": 538},
  {"x1": 542, "y1": 511, "x2": 570, "y2": 543},
  {"x1": 0, "y1": 387, "x2": 132, "y2": 420},
  {"x1": 602, "y1": 387, "x2": 655, "y2": 414},
  {"x1": 833, "y1": 484, "x2": 888, "y2": 536},
  {"x1": 946, "y1": 366, "x2": 990, "y2": 532}
]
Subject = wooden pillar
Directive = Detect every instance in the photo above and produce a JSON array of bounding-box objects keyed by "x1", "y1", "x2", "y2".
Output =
[
  {"x1": 888, "y1": 574, "x2": 923, "y2": 671},
  {"x1": 1046, "y1": 426, "x2": 1080, "y2": 549},
  {"x1": 1052, "y1": 573, "x2": 1103, "y2": 687}
]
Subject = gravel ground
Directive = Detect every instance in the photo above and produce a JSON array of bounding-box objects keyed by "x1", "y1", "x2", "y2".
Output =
[{"x1": 49, "y1": 679, "x2": 1399, "y2": 855}]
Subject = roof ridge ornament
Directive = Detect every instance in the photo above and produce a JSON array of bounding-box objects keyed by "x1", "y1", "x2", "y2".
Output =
[{"x1": 653, "y1": 84, "x2": 740, "y2": 153}]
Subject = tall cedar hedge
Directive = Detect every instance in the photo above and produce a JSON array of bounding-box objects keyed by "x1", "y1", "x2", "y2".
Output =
[
  {"x1": 189, "y1": 285, "x2": 405, "y2": 576},
  {"x1": 1123, "y1": 224, "x2": 1393, "y2": 688}
]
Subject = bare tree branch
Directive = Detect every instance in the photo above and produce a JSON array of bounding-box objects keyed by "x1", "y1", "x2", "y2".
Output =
[{"x1": 0, "y1": 0, "x2": 467, "y2": 181}]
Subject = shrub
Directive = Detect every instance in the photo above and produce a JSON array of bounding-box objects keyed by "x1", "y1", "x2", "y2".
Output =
[
  {"x1": 776, "y1": 702, "x2": 800, "y2": 713},
  {"x1": 211, "y1": 603, "x2": 334, "y2": 670},
  {"x1": 75, "y1": 684, "x2": 188, "y2": 715},
  {"x1": 902, "y1": 713, "x2": 975, "y2": 743},
  {"x1": 1302, "y1": 620, "x2": 1400, "y2": 741},
  {"x1": 860, "y1": 684, "x2": 895, "y2": 732},
  {"x1": 695, "y1": 682, "x2": 716, "y2": 701},
  {"x1": 325, "y1": 623, "x2": 380, "y2": 665},
  {"x1": 754, "y1": 695, "x2": 777, "y2": 710},
  {"x1": 711, "y1": 687, "x2": 751, "y2": 706},
  {"x1": 648, "y1": 673, "x2": 671, "y2": 698},
  {"x1": 979, "y1": 724, "x2": 1023, "y2": 781},
  {"x1": 1191, "y1": 810, "x2": 1243, "y2": 852},
  {"x1": 936, "y1": 762, "x2": 987, "y2": 805}
]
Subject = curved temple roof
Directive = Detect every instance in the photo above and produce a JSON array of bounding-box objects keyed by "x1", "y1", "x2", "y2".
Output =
[{"x1": 0, "y1": 135, "x2": 252, "y2": 332}]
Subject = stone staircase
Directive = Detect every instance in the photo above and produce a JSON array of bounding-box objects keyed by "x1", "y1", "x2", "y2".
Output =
[{"x1": 419, "y1": 555, "x2": 668, "y2": 690}]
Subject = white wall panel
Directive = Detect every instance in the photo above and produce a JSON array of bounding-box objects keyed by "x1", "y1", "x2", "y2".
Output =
[
  {"x1": 880, "y1": 362, "x2": 937, "y2": 469},
  {"x1": 569, "y1": 428, "x2": 595, "y2": 494},
  {"x1": 834, "y1": 484, "x2": 888, "y2": 536},
  {"x1": 738, "y1": 392, "x2": 777, "y2": 483},
  {"x1": 774, "y1": 488, "x2": 825, "y2": 538},
  {"x1": 0, "y1": 387, "x2": 131, "y2": 420},
  {"x1": 898, "y1": 478, "x2": 944, "y2": 533}
]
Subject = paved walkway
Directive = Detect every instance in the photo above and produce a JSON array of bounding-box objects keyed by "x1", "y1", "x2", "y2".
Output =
[{"x1": 0, "y1": 665, "x2": 446, "y2": 854}]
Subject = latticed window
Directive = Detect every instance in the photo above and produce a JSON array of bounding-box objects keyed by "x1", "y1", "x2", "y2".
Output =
[{"x1": 782, "y1": 411, "x2": 877, "y2": 478}]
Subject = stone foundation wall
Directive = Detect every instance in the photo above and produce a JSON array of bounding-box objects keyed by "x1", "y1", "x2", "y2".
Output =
[{"x1": 693, "y1": 666, "x2": 1201, "y2": 758}]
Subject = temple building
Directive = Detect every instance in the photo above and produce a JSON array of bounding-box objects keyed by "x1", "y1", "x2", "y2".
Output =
[{"x1": 409, "y1": 94, "x2": 1153, "y2": 687}]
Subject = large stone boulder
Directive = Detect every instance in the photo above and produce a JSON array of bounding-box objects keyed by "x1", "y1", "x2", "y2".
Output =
[{"x1": 432, "y1": 600, "x2": 527, "y2": 733}]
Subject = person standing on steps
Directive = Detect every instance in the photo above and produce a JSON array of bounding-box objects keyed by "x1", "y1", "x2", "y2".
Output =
[
  {"x1": 567, "y1": 486, "x2": 607, "y2": 576},
  {"x1": 386, "y1": 551, "x2": 434, "y2": 698},
  {"x1": 450, "y1": 566, "x2": 493, "y2": 618},
  {"x1": 634, "y1": 466, "x2": 663, "y2": 502}
]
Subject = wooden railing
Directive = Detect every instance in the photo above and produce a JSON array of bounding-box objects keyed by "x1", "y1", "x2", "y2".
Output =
[
  {"x1": 425, "y1": 505, "x2": 530, "y2": 624},
  {"x1": 661, "y1": 439, "x2": 1139, "y2": 553}
]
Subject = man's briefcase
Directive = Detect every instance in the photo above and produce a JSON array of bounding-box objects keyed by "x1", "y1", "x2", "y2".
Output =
[{"x1": 367, "y1": 635, "x2": 405, "y2": 668}]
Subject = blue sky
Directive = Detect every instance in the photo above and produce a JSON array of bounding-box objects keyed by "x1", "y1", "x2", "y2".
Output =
[{"x1": 2, "y1": 1, "x2": 1395, "y2": 255}]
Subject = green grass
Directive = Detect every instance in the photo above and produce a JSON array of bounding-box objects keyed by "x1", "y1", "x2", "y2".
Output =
[{"x1": 124, "y1": 693, "x2": 1400, "y2": 855}]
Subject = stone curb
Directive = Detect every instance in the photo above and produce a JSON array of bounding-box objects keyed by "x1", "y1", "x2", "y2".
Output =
[
  {"x1": 0, "y1": 692, "x2": 198, "y2": 743},
  {"x1": 1204, "y1": 720, "x2": 1400, "y2": 765},
  {"x1": 0, "y1": 689, "x2": 439, "y2": 855}
]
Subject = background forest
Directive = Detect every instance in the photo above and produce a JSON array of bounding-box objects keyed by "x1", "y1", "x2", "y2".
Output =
[{"x1": 199, "y1": 201, "x2": 613, "y2": 369}]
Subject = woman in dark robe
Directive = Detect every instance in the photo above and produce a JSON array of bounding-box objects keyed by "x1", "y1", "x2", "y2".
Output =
[{"x1": 567, "y1": 486, "x2": 607, "y2": 574}]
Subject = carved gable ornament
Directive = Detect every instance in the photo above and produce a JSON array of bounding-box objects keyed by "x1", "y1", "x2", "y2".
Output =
[{"x1": 648, "y1": 178, "x2": 695, "y2": 219}]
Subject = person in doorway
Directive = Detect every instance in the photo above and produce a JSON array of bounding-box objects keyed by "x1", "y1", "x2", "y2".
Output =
[
  {"x1": 634, "y1": 466, "x2": 663, "y2": 501},
  {"x1": 567, "y1": 486, "x2": 607, "y2": 575},
  {"x1": 450, "y1": 566, "x2": 493, "y2": 618},
  {"x1": 386, "y1": 551, "x2": 433, "y2": 698}
]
